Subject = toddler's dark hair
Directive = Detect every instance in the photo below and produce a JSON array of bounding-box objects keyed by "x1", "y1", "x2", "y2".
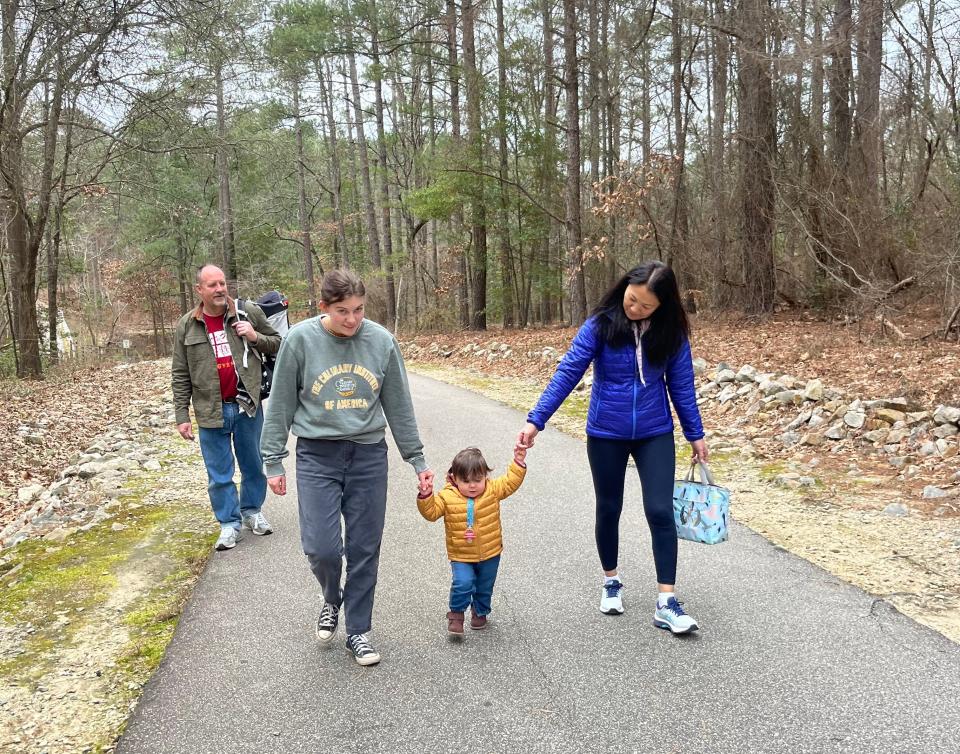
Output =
[{"x1": 448, "y1": 447, "x2": 493, "y2": 481}]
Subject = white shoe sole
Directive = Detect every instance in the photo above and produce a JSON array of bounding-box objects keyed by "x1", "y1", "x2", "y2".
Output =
[
  {"x1": 316, "y1": 629, "x2": 337, "y2": 645},
  {"x1": 599, "y1": 603, "x2": 624, "y2": 615},
  {"x1": 653, "y1": 618, "x2": 699, "y2": 634},
  {"x1": 349, "y1": 650, "x2": 381, "y2": 666}
]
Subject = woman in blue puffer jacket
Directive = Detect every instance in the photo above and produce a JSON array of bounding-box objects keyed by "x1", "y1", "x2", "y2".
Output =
[{"x1": 517, "y1": 261, "x2": 709, "y2": 634}]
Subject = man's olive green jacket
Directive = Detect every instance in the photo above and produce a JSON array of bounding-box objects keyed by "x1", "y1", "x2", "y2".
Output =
[{"x1": 172, "y1": 298, "x2": 281, "y2": 428}]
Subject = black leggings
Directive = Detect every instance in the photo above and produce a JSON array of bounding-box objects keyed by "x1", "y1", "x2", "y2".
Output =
[{"x1": 586, "y1": 432, "x2": 677, "y2": 584}]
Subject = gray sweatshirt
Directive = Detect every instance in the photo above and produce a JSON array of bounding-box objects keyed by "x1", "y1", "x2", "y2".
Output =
[{"x1": 260, "y1": 316, "x2": 428, "y2": 478}]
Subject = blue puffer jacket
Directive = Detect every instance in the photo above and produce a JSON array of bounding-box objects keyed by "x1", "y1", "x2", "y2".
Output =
[{"x1": 527, "y1": 316, "x2": 704, "y2": 441}]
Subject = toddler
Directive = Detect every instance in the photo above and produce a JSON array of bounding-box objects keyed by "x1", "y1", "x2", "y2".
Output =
[{"x1": 417, "y1": 444, "x2": 527, "y2": 636}]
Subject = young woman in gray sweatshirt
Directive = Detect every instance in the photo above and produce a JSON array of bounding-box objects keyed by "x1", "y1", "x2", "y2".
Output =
[{"x1": 260, "y1": 270, "x2": 434, "y2": 666}]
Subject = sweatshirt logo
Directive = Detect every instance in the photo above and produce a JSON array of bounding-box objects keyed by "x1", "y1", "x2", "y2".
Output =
[
  {"x1": 311, "y1": 363, "x2": 380, "y2": 396},
  {"x1": 335, "y1": 377, "x2": 357, "y2": 397}
]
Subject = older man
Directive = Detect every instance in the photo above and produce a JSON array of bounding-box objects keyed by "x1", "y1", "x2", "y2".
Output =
[{"x1": 172, "y1": 265, "x2": 282, "y2": 551}]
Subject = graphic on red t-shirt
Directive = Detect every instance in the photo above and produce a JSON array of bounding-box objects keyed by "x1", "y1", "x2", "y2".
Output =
[{"x1": 202, "y1": 313, "x2": 238, "y2": 400}]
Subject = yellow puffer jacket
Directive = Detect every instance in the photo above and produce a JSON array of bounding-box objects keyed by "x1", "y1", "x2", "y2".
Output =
[{"x1": 417, "y1": 461, "x2": 527, "y2": 562}]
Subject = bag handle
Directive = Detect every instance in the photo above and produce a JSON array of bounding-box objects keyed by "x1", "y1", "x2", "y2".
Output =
[{"x1": 684, "y1": 461, "x2": 716, "y2": 486}]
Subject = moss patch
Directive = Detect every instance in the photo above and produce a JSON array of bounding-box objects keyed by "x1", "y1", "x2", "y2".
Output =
[{"x1": 0, "y1": 437, "x2": 214, "y2": 753}]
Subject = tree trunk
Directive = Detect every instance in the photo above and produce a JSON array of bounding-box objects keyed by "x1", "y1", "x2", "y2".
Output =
[
  {"x1": 563, "y1": 0, "x2": 588, "y2": 324},
  {"x1": 669, "y1": 0, "x2": 689, "y2": 278},
  {"x1": 739, "y1": 0, "x2": 777, "y2": 312},
  {"x1": 462, "y1": 0, "x2": 487, "y2": 330},
  {"x1": 214, "y1": 62, "x2": 237, "y2": 286},
  {"x1": 827, "y1": 0, "x2": 852, "y2": 171},
  {"x1": 852, "y1": 0, "x2": 883, "y2": 209},
  {"x1": 540, "y1": 0, "x2": 559, "y2": 323},
  {"x1": 321, "y1": 58, "x2": 350, "y2": 268},
  {"x1": 347, "y1": 48, "x2": 383, "y2": 278},
  {"x1": 496, "y1": 0, "x2": 514, "y2": 327},
  {"x1": 369, "y1": 0, "x2": 397, "y2": 326},
  {"x1": 292, "y1": 81, "x2": 319, "y2": 316},
  {"x1": 446, "y1": 0, "x2": 470, "y2": 328}
]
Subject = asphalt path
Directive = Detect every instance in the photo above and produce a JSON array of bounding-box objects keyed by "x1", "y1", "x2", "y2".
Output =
[{"x1": 118, "y1": 373, "x2": 960, "y2": 754}]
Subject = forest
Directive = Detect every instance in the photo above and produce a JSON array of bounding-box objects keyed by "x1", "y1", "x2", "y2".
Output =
[{"x1": 1, "y1": 0, "x2": 958, "y2": 378}]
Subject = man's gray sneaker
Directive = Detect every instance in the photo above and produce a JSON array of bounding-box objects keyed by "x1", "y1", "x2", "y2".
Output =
[
  {"x1": 215, "y1": 525, "x2": 242, "y2": 551},
  {"x1": 346, "y1": 633, "x2": 381, "y2": 666},
  {"x1": 316, "y1": 602, "x2": 340, "y2": 645},
  {"x1": 242, "y1": 511, "x2": 273, "y2": 536}
]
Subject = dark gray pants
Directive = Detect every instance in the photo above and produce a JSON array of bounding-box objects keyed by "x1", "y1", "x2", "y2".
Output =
[{"x1": 295, "y1": 438, "x2": 388, "y2": 635}]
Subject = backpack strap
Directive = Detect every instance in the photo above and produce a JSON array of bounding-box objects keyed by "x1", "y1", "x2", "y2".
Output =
[{"x1": 233, "y1": 299, "x2": 250, "y2": 368}]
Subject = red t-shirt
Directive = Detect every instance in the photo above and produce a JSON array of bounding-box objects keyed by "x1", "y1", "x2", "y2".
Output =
[{"x1": 202, "y1": 312, "x2": 238, "y2": 400}]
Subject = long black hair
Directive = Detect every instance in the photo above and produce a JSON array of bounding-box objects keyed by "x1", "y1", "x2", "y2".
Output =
[{"x1": 591, "y1": 261, "x2": 690, "y2": 365}]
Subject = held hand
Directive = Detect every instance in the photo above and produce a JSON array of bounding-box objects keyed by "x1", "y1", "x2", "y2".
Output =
[
  {"x1": 513, "y1": 444, "x2": 527, "y2": 465},
  {"x1": 690, "y1": 439, "x2": 709, "y2": 464},
  {"x1": 417, "y1": 469, "x2": 435, "y2": 496},
  {"x1": 177, "y1": 422, "x2": 194, "y2": 441},
  {"x1": 267, "y1": 475, "x2": 287, "y2": 496},
  {"x1": 233, "y1": 320, "x2": 259, "y2": 343},
  {"x1": 517, "y1": 422, "x2": 539, "y2": 450}
]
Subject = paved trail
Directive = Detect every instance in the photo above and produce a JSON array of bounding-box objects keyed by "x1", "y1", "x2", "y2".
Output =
[{"x1": 118, "y1": 374, "x2": 960, "y2": 753}]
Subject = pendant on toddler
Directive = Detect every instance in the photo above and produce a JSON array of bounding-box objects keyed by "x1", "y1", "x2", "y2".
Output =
[{"x1": 464, "y1": 527, "x2": 475, "y2": 542}]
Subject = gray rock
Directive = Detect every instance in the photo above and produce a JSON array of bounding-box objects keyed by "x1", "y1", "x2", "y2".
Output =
[
  {"x1": 691, "y1": 357, "x2": 708, "y2": 375},
  {"x1": 797, "y1": 476, "x2": 817, "y2": 487},
  {"x1": 807, "y1": 412, "x2": 827, "y2": 429},
  {"x1": 779, "y1": 431, "x2": 802, "y2": 446},
  {"x1": 862, "y1": 429, "x2": 889, "y2": 444},
  {"x1": 775, "y1": 390, "x2": 801, "y2": 405},
  {"x1": 936, "y1": 439, "x2": 957, "y2": 458},
  {"x1": 698, "y1": 382, "x2": 720, "y2": 397},
  {"x1": 919, "y1": 441, "x2": 939, "y2": 457},
  {"x1": 932, "y1": 423, "x2": 958, "y2": 438},
  {"x1": 843, "y1": 411, "x2": 866, "y2": 429},
  {"x1": 735, "y1": 365, "x2": 759, "y2": 382},
  {"x1": 76, "y1": 461, "x2": 106, "y2": 479},
  {"x1": 933, "y1": 405, "x2": 960, "y2": 425},
  {"x1": 802, "y1": 379, "x2": 824, "y2": 402},
  {"x1": 759, "y1": 379, "x2": 785, "y2": 397},
  {"x1": 17, "y1": 484, "x2": 45, "y2": 505},
  {"x1": 883, "y1": 502, "x2": 909, "y2": 517},
  {"x1": 716, "y1": 369, "x2": 736, "y2": 384},
  {"x1": 825, "y1": 423, "x2": 847, "y2": 440},
  {"x1": 142, "y1": 459, "x2": 162, "y2": 471},
  {"x1": 736, "y1": 384, "x2": 754, "y2": 396},
  {"x1": 717, "y1": 385, "x2": 738, "y2": 404},
  {"x1": 887, "y1": 456, "x2": 911, "y2": 469},
  {"x1": 886, "y1": 429, "x2": 910, "y2": 443},
  {"x1": 774, "y1": 473, "x2": 801, "y2": 488},
  {"x1": 906, "y1": 411, "x2": 930, "y2": 425},
  {"x1": 786, "y1": 409, "x2": 813, "y2": 431},
  {"x1": 922, "y1": 485, "x2": 950, "y2": 499}
]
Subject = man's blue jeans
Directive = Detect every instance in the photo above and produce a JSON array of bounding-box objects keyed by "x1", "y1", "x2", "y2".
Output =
[
  {"x1": 449, "y1": 556, "x2": 501, "y2": 616},
  {"x1": 198, "y1": 402, "x2": 266, "y2": 529}
]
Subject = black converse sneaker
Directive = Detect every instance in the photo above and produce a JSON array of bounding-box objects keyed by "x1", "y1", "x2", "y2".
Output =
[
  {"x1": 345, "y1": 633, "x2": 381, "y2": 666},
  {"x1": 315, "y1": 602, "x2": 340, "y2": 645}
]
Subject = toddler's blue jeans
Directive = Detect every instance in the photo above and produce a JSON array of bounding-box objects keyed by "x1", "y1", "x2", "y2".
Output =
[{"x1": 449, "y1": 555, "x2": 501, "y2": 616}]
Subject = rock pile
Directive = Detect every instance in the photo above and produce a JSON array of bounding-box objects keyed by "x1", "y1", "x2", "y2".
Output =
[
  {"x1": 2, "y1": 401, "x2": 175, "y2": 550},
  {"x1": 693, "y1": 359, "x2": 958, "y2": 493}
]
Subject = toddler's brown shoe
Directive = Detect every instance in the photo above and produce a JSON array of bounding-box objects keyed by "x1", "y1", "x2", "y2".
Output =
[
  {"x1": 470, "y1": 612, "x2": 487, "y2": 630},
  {"x1": 447, "y1": 611, "x2": 465, "y2": 635}
]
